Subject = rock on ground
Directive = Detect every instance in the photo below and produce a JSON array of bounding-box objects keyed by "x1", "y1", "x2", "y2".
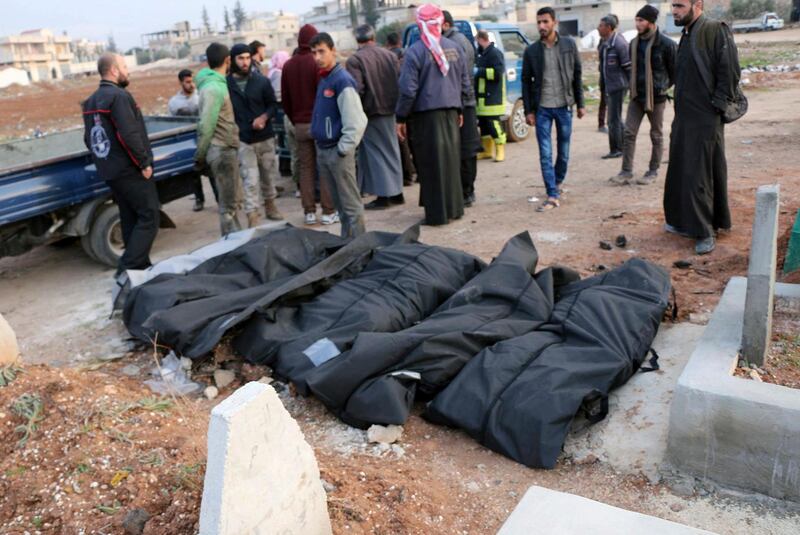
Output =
[{"x1": 367, "y1": 424, "x2": 403, "y2": 444}]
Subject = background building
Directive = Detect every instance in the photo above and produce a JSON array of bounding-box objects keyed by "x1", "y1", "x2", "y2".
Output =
[
  {"x1": 185, "y1": 11, "x2": 300, "y2": 60},
  {"x1": 0, "y1": 29, "x2": 73, "y2": 82},
  {"x1": 300, "y1": 0, "x2": 480, "y2": 50},
  {"x1": 142, "y1": 21, "x2": 203, "y2": 58},
  {"x1": 516, "y1": 1, "x2": 676, "y2": 37}
]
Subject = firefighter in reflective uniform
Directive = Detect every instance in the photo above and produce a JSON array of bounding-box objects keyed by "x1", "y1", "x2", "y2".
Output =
[{"x1": 474, "y1": 30, "x2": 507, "y2": 162}]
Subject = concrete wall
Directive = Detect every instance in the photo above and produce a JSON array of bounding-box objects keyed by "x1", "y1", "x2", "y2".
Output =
[{"x1": 666, "y1": 278, "x2": 800, "y2": 501}]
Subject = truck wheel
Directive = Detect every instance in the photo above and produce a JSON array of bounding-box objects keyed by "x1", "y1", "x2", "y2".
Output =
[
  {"x1": 84, "y1": 204, "x2": 124, "y2": 268},
  {"x1": 80, "y1": 234, "x2": 100, "y2": 262},
  {"x1": 506, "y1": 100, "x2": 531, "y2": 142}
]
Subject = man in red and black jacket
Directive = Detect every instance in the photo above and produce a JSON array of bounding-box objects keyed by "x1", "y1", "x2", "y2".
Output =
[{"x1": 83, "y1": 53, "x2": 158, "y2": 276}]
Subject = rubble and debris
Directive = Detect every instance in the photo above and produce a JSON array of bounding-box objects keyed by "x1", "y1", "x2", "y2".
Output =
[
  {"x1": 367, "y1": 424, "x2": 403, "y2": 444},
  {"x1": 213, "y1": 369, "x2": 236, "y2": 390},
  {"x1": 122, "y1": 508, "x2": 151, "y2": 535},
  {"x1": 599, "y1": 241, "x2": 613, "y2": 250},
  {"x1": 144, "y1": 352, "x2": 201, "y2": 395}
]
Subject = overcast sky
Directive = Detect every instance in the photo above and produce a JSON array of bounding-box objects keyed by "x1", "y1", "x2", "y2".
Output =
[{"x1": 1, "y1": 0, "x2": 319, "y2": 50}]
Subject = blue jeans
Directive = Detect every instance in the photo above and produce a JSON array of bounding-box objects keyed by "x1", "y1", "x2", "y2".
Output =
[{"x1": 535, "y1": 106, "x2": 573, "y2": 199}]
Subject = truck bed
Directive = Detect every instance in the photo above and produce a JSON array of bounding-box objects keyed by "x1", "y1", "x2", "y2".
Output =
[
  {"x1": 0, "y1": 116, "x2": 195, "y2": 175},
  {"x1": 0, "y1": 117, "x2": 197, "y2": 227}
]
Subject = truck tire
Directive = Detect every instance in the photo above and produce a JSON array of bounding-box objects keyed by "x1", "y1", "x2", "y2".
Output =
[
  {"x1": 84, "y1": 203, "x2": 124, "y2": 268},
  {"x1": 80, "y1": 234, "x2": 100, "y2": 262},
  {"x1": 505, "y1": 99, "x2": 531, "y2": 143}
]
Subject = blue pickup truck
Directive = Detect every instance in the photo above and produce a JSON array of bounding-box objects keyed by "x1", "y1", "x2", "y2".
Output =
[
  {"x1": 0, "y1": 116, "x2": 199, "y2": 267},
  {"x1": 403, "y1": 21, "x2": 532, "y2": 142}
]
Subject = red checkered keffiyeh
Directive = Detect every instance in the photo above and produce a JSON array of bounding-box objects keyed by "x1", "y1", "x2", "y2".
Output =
[{"x1": 416, "y1": 4, "x2": 449, "y2": 76}]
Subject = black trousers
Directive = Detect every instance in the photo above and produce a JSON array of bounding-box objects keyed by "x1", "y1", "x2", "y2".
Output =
[
  {"x1": 606, "y1": 89, "x2": 626, "y2": 153},
  {"x1": 106, "y1": 177, "x2": 160, "y2": 273},
  {"x1": 193, "y1": 174, "x2": 219, "y2": 204},
  {"x1": 460, "y1": 156, "x2": 477, "y2": 197}
]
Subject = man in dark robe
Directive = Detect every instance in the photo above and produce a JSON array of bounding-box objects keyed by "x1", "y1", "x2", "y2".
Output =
[
  {"x1": 396, "y1": 4, "x2": 471, "y2": 226},
  {"x1": 664, "y1": 0, "x2": 740, "y2": 255},
  {"x1": 443, "y1": 10, "x2": 481, "y2": 207}
]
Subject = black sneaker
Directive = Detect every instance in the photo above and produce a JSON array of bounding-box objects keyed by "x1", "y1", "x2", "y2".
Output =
[
  {"x1": 464, "y1": 193, "x2": 476, "y2": 207},
  {"x1": 601, "y1": 151, "x2": 623, "y2": 159},
  {"x1": 193, "y1": 199, "x2": 204, "y2": 212},
  {"x1": 389, "y1": 194, "x2": 405, "y2": 205},
  {"x1": 364, "y1": 197, "x2": 390, "y2": 210}
]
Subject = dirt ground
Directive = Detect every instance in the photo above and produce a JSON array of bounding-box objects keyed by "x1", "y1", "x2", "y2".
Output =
[{"x1": 2, "y1": 34, "x2": 800, "y2": 534}]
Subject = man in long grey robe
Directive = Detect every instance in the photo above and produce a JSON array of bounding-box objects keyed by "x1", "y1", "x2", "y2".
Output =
[{"x1": 346, "y1": 24, "x2": 404, "y2": 210}]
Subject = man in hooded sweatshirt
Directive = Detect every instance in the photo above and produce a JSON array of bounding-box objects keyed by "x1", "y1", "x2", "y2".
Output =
[
  {"x1": 194, "y1": 42, "x2": 243, "y2": 236},
  {"x1": 227, "y1": 43, "x2": 284, "y2": 227},
  {"x1": 282, "y1": 24, "x2": 338, "y2": 226}
]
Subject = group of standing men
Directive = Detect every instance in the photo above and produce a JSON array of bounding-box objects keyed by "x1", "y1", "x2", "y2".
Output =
[
  {"x1": 598, "y1": 1, "x2": 741, "y2": 254},
  {"x1": 522, "y1": 1, "x2": 741, "y2": 254},
  {"x1": 83, "y1": 0, "x2": 741, "y2": 278}
]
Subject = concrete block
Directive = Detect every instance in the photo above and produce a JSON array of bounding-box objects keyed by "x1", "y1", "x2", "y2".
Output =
[
  {"x1": 0, "y1": 313, "x2": 20, "y2": 366},
  {"x1": 666, "y1": 277, "x2": 800, "y2": 501},
  {"x1": 741, "y1": 184, "x2": 779, "y2": 366},
  {"x1": 497, "y1": 486, "x2": 715, "y2": 534},
  {"x1": 199, "y1": 382, "x2": 332, "y2": 535}
]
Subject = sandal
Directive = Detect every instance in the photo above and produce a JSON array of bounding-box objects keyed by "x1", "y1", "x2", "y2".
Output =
[{"x1": 536, "y1": 198, "x2": 560, "y2": 212}]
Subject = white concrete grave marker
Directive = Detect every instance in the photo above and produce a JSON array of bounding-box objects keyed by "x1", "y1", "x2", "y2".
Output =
[{"x1": 199, "y1": 382, "x2": 332, "y2": 535}]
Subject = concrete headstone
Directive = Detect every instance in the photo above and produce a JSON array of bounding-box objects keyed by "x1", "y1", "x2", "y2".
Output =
[
  {"x1": 199, "y1": 382, "x2": 332, "y2": 535},
  {"x1": 741, "y1": 184, "x2": 780, "y2": 366}
]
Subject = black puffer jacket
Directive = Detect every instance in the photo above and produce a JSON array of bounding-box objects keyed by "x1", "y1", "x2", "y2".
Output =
[{"x1": 82, "y1": 80, "x2": 153, "y2": 181}]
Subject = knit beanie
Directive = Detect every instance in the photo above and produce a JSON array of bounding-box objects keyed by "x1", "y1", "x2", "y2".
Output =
[
  {"x1": 230, "y1": 43, "x2": 250, "y2": 58},
  {"x1": 636, "y1": 5, "x2": 659, "y2": 24}
]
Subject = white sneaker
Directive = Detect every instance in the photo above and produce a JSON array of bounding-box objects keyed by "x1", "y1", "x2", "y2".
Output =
[
  {"x1": 304, "y1": 212, "x2": 318, "y2": 225},
  {"x1": 320, "y1": 212, "x2": 340, "y2": 225}
]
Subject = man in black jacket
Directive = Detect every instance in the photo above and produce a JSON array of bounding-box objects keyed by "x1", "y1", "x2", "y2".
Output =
[
  {"x1": 82, "y1": 53, "x2": 157, "y2": 276},
  {"x1": 611, "y1": 5, "x2": 676, "y2": 186},
  {"x1": 227, "y1": 43, "x2": 284, "y2": 227},
  {"x1": 521, "y1": 7, "x2": 585, "y2": 212}
]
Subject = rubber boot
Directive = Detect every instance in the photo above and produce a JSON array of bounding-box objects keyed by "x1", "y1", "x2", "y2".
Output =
[
  {"x1": 477, "y1": 136, "x2": 494, "y2": 160},
  {"x1": 246, "y1": 211, "x2": 261, "y2": 228},
  {"x1": 494, "y1": 142, "x2": 505, "y2": 162},
  {"x1": 264, "y1": 199, "x2": 284, "y2": 221}
]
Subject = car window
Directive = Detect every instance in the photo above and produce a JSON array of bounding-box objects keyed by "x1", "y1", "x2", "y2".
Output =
[{"x1": 499, "y1": 31, "x2": 526, "y2": 61}]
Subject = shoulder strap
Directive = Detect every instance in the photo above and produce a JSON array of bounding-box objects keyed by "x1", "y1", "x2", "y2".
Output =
[{"x1": 689, "y1": 21, "x2": 715, "y2": 96}]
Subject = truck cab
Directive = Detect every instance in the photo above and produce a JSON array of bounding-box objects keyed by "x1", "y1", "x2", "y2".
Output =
[{"x1": 402, "y1": 21, "x2": 531, "y2": 142}]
